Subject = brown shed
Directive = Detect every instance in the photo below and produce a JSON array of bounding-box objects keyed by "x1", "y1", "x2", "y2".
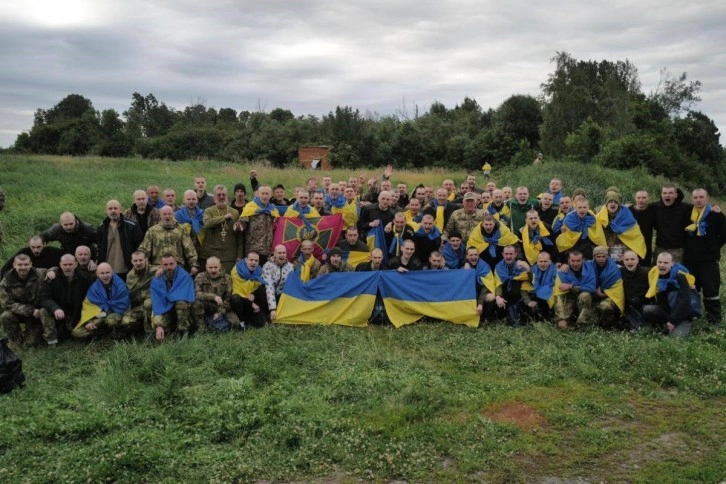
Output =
[{"x1": 298, "y1": 146, "x2": 331, "y2": 170}]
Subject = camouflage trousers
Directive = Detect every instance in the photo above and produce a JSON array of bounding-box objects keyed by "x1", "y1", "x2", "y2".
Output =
[
  {"x1": 122, "y1": 300, "x2": 153, "y2": 334},
  {"x1": 0, "y1": 311, "x2": 44, "y2": 347},
  {"x1": 555, "y1": 292, "x2": 593, "y2": 325},
  {"x1": 71, "y1": 313, "x2": 124, "y2": 339},
  {"x1": 39, "y1": 308, "x2": 74, "y2": 344},
  {"x1": 151, "y1": 301, "x2": 196, "y2": 333}
]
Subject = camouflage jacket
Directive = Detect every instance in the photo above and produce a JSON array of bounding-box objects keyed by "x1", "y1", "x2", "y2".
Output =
[
  {"x1": 138, "y1": 222, "x2": 198, "y2": 270},
  {"x1": 443, "y1": 208, "x2": 485, "y2": 243},
  {"x1": 0, "y1": 268, "x2": 45, "y2": 316},
  {"x1": 125, "y1": 267, "x2": 152, "y2": 306},
  {"x1": 194, "y1": 271, "x2": 233, "y2": 310}
]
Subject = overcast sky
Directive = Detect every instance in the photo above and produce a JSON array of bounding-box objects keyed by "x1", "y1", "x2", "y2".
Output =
[{"x1": 1, "y1": 0, "x2": 724, "y2": 149}]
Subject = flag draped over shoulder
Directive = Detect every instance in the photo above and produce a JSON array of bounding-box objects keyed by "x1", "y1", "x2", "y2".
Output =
[
  {"x1": 554, "y1": 262, "x2": 597, "y2": 296},
  {"x1": 150, "y1": 267, "x2": 195, "y2": 315},
  {"x1": 232, "y1": 260, "x2": 267, "y2": 297},
  {"x1": 556, "y1": 211, "x2": 607, "y2": 252},
  {"x1": 596, "y1": 258, "x2": 625, "y2": 313},
  {"x1": 276, "y1": 271, "x2": 379, "y2": 327},
  {"x1": 467, "y1": 223, "x2": 520, "y2": 257},
  {"x1": 273, "y1": 214, "x2": 343, "y2": 261},
  {"x1": 79, "y1": 274, "x2": 131, "y2": 326},
  {"x1": 686, "y1": 204, "x2": 711, "y2": 236},
  {"x1": 378, "y1": 270, "x2": 479, "y2": 328},
  {"x1": 366, "y1": 223, "x2": 388, "y2": 263},
  {"x1": 341, "y1": 249, "x2": 371, "y2": 268},
  {"x1": 595, "y1": 207, "x2": 646, "y2": 258},
  {"x1": 241, "y1": 197, "x2": 281, "y2": 218},
  {"x1": 521, "y1": 222, "x2": 553, "y2": 265},
  {"x1": 645, "y1": 263, "x2": 696, "y2": 299},
  {"x1": 531, "y1": 264, "x2": 557, "y2": 308}
]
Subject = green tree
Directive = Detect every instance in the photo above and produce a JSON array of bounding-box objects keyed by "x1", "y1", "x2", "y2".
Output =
[{"x1": 494, "y1": 94, "x2": 542, "y2": 148}]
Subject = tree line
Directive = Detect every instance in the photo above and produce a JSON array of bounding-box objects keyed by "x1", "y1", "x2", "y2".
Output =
[{"x1": 8, "y1": 52, "x2": 725, "y2": 191}]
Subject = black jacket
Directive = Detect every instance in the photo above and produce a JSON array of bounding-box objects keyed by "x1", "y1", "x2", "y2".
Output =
[
  {"x1": 97, "y1": 215, "x2": 144, "y2": 269},
  {"x1": 38, "y1": 268, "x2": 93, "y2": 323}
]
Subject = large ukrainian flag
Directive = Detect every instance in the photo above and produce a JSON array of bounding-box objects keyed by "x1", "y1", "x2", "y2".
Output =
[
  {"x1": 276, "y1": 271, "x2": 379, "y2": 327},
  {"x1": 378, "y1": 270, "x2": 479, "y2": 328}
]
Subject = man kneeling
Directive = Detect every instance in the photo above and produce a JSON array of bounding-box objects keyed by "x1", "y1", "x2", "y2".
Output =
[
  {"x1": 73, "y1": 263, "x2": 131, "y2": 339},
  {"x1": 151, "y1": 253, "x2": 196, "y2": 341}
]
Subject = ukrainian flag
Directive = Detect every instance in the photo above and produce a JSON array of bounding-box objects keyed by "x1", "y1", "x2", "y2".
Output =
[
  {"x1": 276, "y1": 271, "x2": 379, "y2": 327},
  {"x1": 366, "y1": 223, "x2": 388, "y2": 263},
  {"x1": 378, "y1": 270, "x2": 479, "y2": 328},
  {"x1": 341, "y1": 249, "x2": 371, "y2": 268}
]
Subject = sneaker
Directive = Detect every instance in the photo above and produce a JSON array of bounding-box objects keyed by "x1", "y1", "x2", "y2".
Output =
[
  {"x1": 239, "y1": 322, "x2": 246, "y2": 332},
  {"x1": 47, "y1": 339, "x2": 58, "y2": 348}
]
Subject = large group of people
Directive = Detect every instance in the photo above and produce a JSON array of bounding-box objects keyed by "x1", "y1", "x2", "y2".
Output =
[{"x1": 1, "y1": 167, "x2": 724, "y2": 350}]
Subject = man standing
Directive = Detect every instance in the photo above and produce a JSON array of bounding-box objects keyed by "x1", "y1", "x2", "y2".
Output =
[
  {"x1": 202, "y1": 185, "x2": 244, "y2": 274},
  {"x1": 628, "y1": 190, "x2": 654, "y2": 266},
  {"x1": 683, "y1": 188, "x2": 726, "y2": 326},
  {"x1": 150, "y1": 253, "x2": 196, "y2": 341},
  {"x1": 41, "y1": 212, "x2": 98, "y2": 258},
  {"x1": 520, "y1": 210, "x2": 557, "y2": 266},
  {"x1": 384, "y1": 212, "x2": 416, "y2": 259},
  {"x1": 229, "y1": 183, "x2": 247, "y2": 214},
  {"x1": 425, "y1": 188, "x2": 460, "y2": 234},
  {"x1": 556, "y1": 198, "x2": 606, "y2": 261},
  {"x1": 467, "y1": 214, "x2": 520, "y2": 270},
  {"x1": 139, "y1": 206, "x2": 199, "y2": 274},
  {"x1": 72, "y1": 263, "x2": 131, "y2": 339},
  {"x1": 0, "y1": 255, "x2": 45, "y2": 348},
  {"x1": 443, "y1": 192, "x2": 483, "y2": 244},
  {"x1": 123, "y1": 189, "x2": 160, "y2": 236},
  {"x1": 284, "y1": 189, "x2": 320, "y2": 219},
  {"x1": 650, "y1": 184, "x2": 692, "y2": 263},
  {"x1": 412, "y1": 214, "x2": 441, "y2": 262},
  {"x1": 147, "y1": 185, "x2": 164, "y2": 209},
  {"x1": 506, "y1": 186, "x2": 540, "y2": 236},
  {"x1": 292, "y1": 240, "x2": 321, "y2": 281},
  {"x1": 358, "y1": 191, "x2": 398, "y2": 239},
  {"x1": 0, "y1": 236, "x2": 63, "y2": 280},
  {"x1": 162, "y1": 188, "x2": 177, "y2": 209},
  {"x1": 38, "y1": 254, "x2": 93, "y2": 346},
  {"x1": 441, "y1": 231, "x2": 466, "y2": 269},
  {"x1": 237, "y1": 185, "x2": 279, "y2": 265},
  {"x1": 194, "y1": 176, "x2": 215, "y2": 209},
  {"x1": 176, "y1": 190, "x2": 205, "y2": 257},
  {"x1": 97, "y1": 200, "x2": 143, "y2": 280},
  {"x1": 194, "y1": 256, "x2": 240, "y2": 331}
]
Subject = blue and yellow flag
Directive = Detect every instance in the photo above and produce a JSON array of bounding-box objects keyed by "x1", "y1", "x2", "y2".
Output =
[
  {"x1": 556, "y1": 211, "x2": 606, "y2": 252},
  {"x1": 596, "y1": 257, "x2": 625, "y2": 313},
  {"x1": 341, "y1": 250, "x2": 371, "y2": 268},
  {"x1": 379, "y1": 270, "x2": 479, "y2": 328},
  {"x1": 595, "y1": 206, "x2": 646, "y2": 258},
  {"x1": 150, "y1": 267, "x2": 195, "y2": 316},
  {"x1": 276, "y1": 271, "x2": 378, "y2": 327},
  {"x1": 366, "y1": 223, "x2": 388, "y2": 264},
  {"x1": 79, "y1": 274, "x2": 131, "y2": 326},
  {"x1": 645, "y1": 263, "x2": 696, "y2": 299}
]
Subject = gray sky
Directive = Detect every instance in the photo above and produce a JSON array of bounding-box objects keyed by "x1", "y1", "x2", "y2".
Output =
[{"x1": 1, "y1": 0, "x2": 725, "y2": 149}]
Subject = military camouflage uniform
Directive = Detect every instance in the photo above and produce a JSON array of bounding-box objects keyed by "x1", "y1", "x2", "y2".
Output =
[
  {"x1": 193, "y1": 271, "x2": 240, "y2": 329},
  {"x1": 71, "y1": 280, "x2": 127, "y2": 340},
  {"x1": 138, "y1": 222, "x2": 198, "y2": 271},
  {"x1": 0, "y1": 268, "x2": 44, "y2": 346},
  {"x1": 443, "y1": 208, "x2": 485, "y2": 243},
  {"x1": 121, "y1": 266, "x2": 153, "y2": 333},
  {"x1": 150, "y1": 272, "x2": 195, "y2": 333},
  {"x1": 555, "y1": 290, "x2": 594, "y2": 325},
  {"x1": 292, "y1": 257, "x2": 321, "y2": 280},
  {"x1": 241, "y1": 213, "x2": 276, "y2": 258}
]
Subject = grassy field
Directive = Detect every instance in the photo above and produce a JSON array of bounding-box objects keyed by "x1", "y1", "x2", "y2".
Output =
[{"x1": 0, "y1": 155, "x2": 724, "y2": 482}]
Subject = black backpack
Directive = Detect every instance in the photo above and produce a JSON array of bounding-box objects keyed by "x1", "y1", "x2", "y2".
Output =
[{"x1": 0, "y1": 337, "x2": 25, "y2": 394}]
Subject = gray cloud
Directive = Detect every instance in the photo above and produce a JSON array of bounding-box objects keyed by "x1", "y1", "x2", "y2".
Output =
[{"x1": 1, "y1": 0, "x2": 725, "y2": 148}]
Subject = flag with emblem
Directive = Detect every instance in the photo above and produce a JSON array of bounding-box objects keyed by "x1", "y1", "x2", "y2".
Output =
[{"x1": 273, "y1": 214, "x2": 344, "y2": 261}]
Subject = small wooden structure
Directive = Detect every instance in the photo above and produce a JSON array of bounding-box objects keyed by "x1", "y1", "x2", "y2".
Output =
[{"x1": 298, "y1": 146, "x2": 331, "y2": 170}]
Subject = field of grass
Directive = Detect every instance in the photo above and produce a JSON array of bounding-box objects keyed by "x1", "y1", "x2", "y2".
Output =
[{"x1": 0, "y1": 155, "x2": 724, "y2": 482}]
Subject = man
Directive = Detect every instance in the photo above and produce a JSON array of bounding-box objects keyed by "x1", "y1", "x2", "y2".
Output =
[
  {"x1": 262, "y1": 245, "x2": 295, "y2": 321},
  {"x1": 396, "y1": 183, "x2": 409, "y2": 209},
  {"x1": 464, "y1": 247, "x2": 496, "y2": 323},
  {"x1": 230, "y1": 252, "x2": 271, "y2": 327},
  {"x1": 0, "y1": 254, "x2": 45, "y2": 348},
  {"x1": 650, "y1": 184, "x2": 692, "y2": 263},
  {"x1": 485, "y1": 189, "x2": 511, "y2": 226},
  {"x1": 147, "y1": 185, "x2": 164, "y2": 209},
  {"x1": 443, "y1": 179, "x2": 457, "y2": 201},
  {"x1": 524, "y1": 251, "x2": 557, "y2": 323},
  {"x1": 556, "y1": 198, "x2": 606, "y2": 261},
  {"x1": 501, "y1": 186, "x2": 513, "y2": 201},
  {"x1": 121, "y1": 250, "x2": 153, "y2": 334},
  {"x1": 384, "y1": 212, "x2": 416, "y2": 258},
  {"x1": 38, "y1": 254, "x2": 93, "y2": 346},
  {"x1": 321, "y1": 176, "x2": 332, "y2": 194},
  {"x1": 595, "y1": 188, "x2": 646, "y2": 264},
  {"x1": 150, "y1": 253, "x2": 196, "y2": 340},
  {"x1": 491, "y1": 245, "x2": 531, "y2": 326},
  {"x1": 339, "y1": 186, "x2": 361, "y2": 230},
  {"x1": 520, "y1": 210, "x2": 557, "y2": 266},
  {"x1": 292, "y1": 240, "x2": 321, "y2": 281},
  {"x1": 272, "y1": 184, "x2": 290, "y2": 206},
  {"x1": 620, "y1": 250, "x2": 650, "y2": 331},
  {"x1": 285, "y1": 189, "x2": 320, "y2": 219},
  {"x1": 683, "y1": 188, "x2": 726, "y2": 326},
  {"x1": 536, "y1": 192, "x2": 558, "y2": 226},
  {"x1": 411, "y1": 185, "x2": 427, "y2": 206},
  {"x1": 194, "y1": 256, "x2": 240, "y2": 332},
  {"x1": 194, "y1": 176, "x2": 215, "y2": 209},
  {"x1": 123, "y1": 189, "x2": 160, "y2": 236},
  {"x1": 325, "y1": 183, "x2": 346, "y2": 215},
  {"x1": 591, "y1": 246, "x2": 625, "y2": 328},
  {"x1": 552, "y1": 196, "x2": 573, "y2": 237},
  {"x1": 643, "y1": 252, "x2": 698, "y2": 338},
  {"x1": 311, "y1": 190, "x2": 329, "y2": 216},
  {"x1": 466, "y1": 174, "x2": 482, "y2": 194},
  {"x1": 318, "y1": 247, "x2": 354, "y2": 275},
  {"x1": 467, "y1": 214, "x2": 520, "y2": 270},
  {"x1": 425, "y1": 188, "x2": 460, "y2": 234},
  {"x1": 441, "y1": 230, "x2": 466, "y2": 269},
  {"x1": 424, "y1": 251, "x2": 448, "y2": 270},
  {"x1": 139, "y1": 205, "x2": 199, "y2": 274},
  {"x1": 454, "y1": 182, "x2": 470, "y2": 204},
  {"x1": 486, "y1": 181, "x2": 496, "y2": 194},
  {"x1": 388, "y1": 239, "x2": 422, "y2": 272},
  {"x1": 628, "y1": 190, "x2": 654, "y2": 266},
  {"x1": 355, "y1": 248, "x2": 388, "y2": 272},
  {"x1": 97, "y1": 199, "x2": 143, "y2": 280},
  {"x1": 230, "y1": 183, "x2": 247, "y2": 213},
  {"x1": 336, "y1": 227, "x2": 369, "y2": 252},
  {"x1": 236, "y1": 185, "x2": 279, "y2": 265},
  {"x1": 539, "y1": 178, "x2": 564, "y2": 205},
  {"x1": 162, "y1": 188, "x2": 177, "y2": 209},
  {"x1": 41, "y1": 212, "x2": 98, "y2": 258},
  {"x1": 176, "y1": 189, "x2": 205, "y2": 256},
  {"x1": 73, "y1": 245, "x2": 97, "y2": 279},
  {"x1": 403, "y1": 197, "x2": 423, "y2": 224},
  {"x1": 442, "y1": 192, "x2": 483, "y2": 244},
  {"x1": 72, "y1": 263, "x2": 131, "y2": 339},
  {"x1": 412, "y1": 214, "x2": 441, "y2": 262},
  {"x1": 358, "y1": 190, "x2": 397, "y2": 239},
  {"x1": 0, "y1": 236, "x2": 63, "y2": 280},
  {"x1": 506, "y1": 186, "x2": 540, "y2": 237},
  {"x1": 202, "y1": 185, "x2": 244, "y2": 274},
  {"x1": 554, "y1": 250, "x2": 596, "y2": 329}
]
